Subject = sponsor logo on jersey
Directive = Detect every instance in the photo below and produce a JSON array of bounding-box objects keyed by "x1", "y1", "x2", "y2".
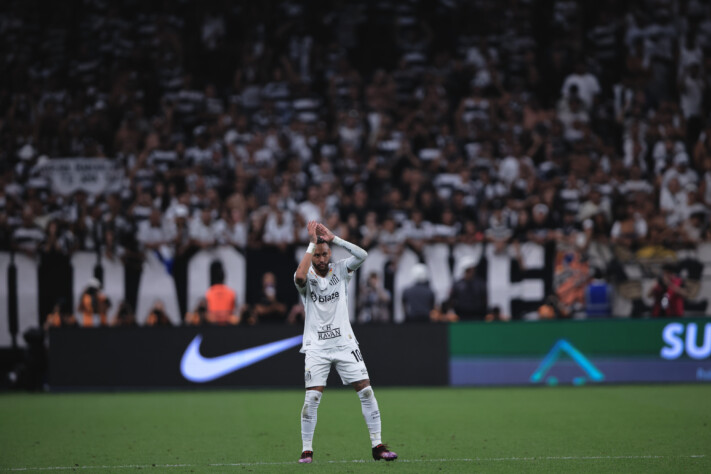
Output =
[
  {"x1": 318, "y1": 324, "x2": 342, "y2": 340},
  {"x1": 308, "y1": 279, "x2": 318, "y2": 287},
  {"x1": 310, "y1": 290, "x2": 340, "y2": 303}
]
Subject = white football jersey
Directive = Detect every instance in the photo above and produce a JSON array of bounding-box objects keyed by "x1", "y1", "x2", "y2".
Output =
[{"x1": 295, "y1": 259, "x2": 358, "y2": 353}]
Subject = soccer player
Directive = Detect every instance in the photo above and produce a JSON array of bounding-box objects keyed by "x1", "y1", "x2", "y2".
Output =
[{"x1": 293, "y1": 221, "x2": 398, "y2": 464}]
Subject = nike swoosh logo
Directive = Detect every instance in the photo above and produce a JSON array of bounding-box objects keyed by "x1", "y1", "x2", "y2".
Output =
[{"x1": 180, "y1": 334, "x2": 303, "y2": 383}]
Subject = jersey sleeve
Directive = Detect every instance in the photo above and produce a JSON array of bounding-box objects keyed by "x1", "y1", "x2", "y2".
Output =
[
  {"x1": 336, "y1": 259, "x2": 354, "y2": 283},
  {"x1": 294, "y1": 271, "x2": 307, "y2": 296}
]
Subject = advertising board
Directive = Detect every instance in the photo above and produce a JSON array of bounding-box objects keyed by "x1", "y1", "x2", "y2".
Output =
[
  {"x1": 49, "y1": 324, "x2": 449, "y2": 389},
  {"x1": 450, "y1": 318, "x2": 711, "y2": 386}
]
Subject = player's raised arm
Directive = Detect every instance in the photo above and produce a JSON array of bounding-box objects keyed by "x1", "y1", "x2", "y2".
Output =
[
  {"x1": 316, "y1": 223, "x2": 368, "y2": 273},
  {"x1": 295, "y1": 221, "x2": 319, "y2": 287}
]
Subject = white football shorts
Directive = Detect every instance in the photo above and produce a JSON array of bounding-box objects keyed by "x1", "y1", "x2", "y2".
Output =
[{"x1": 304, "y1": 346, "x2": 370, "y2": 387}]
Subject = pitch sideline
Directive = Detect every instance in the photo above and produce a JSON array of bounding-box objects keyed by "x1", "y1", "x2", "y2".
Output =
[{"x1": 2, "y1": 454, "x2": 707, "y2": 471}]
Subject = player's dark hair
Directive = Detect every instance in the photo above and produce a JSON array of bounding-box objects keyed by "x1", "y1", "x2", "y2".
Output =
[
  {"x1": 662, "y1": 263, "x2": 676, "y2": 274},
  {"x1": 210, "y1": 260, "x2": 225, "y2": 285},
  {"x1": 316, "y1": 237, "x2": 327, "y2": 245}
]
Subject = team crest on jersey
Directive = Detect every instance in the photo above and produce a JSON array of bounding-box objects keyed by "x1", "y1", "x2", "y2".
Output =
[{"x1": 329, "y1": 274, "x2": 340, "y2": 286}]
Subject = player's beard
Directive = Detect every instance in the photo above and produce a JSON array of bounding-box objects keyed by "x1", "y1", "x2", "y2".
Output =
[{"x1": 315, "y1": 261, "x2": 329, "y2": 274}]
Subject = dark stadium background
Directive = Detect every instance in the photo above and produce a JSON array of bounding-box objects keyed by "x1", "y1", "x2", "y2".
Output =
[{"x1": 1, "y1": 0, "x2": 710, "y2": 391}]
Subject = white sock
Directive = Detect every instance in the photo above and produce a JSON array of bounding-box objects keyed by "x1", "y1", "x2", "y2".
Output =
[
  {"x1": 357, "y1": 386, "x2": 382, "y2": 447},
  {"x1": 301, "y1": 390, "x2": 322, "y2": 451}
]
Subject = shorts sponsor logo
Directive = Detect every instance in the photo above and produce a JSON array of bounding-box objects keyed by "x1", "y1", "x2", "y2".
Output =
[
  {"x1": 305, "y1": 369, "x2": 312, "y2": 382},
  {"x1": 318, "y1": 324, "x2": 342, "y2": 340},
  {"x1": 310, "y1": 291, "x2": 340, "y2": 303}
]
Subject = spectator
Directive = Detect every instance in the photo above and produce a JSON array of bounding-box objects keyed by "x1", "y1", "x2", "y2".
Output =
[
  {"x1": 694, "y1": 126, "x2": 711, "y2": 166},
  {"x1": 12, "y1": 206, "x2": 45, "y2": 258},
  {"x1": 678, "y1": 61, "x2": 705, "y2": 146},
  {"x1": 610, "y1": 201, "x2": 648, "y2": 258},
  {"x1": 460, "y1": 219, "x2": 485, "y2": 245},
  {"x1": 401, "y1": 209, "x2": 433, "y2": 260},
  {"x1": 185, "y1": 298, "x2": 209, "y2": 326},
  {"x1": 168, "y1": 204, "x2": 192, "y2": 260},
  {"x1": 189, "y1": 208, "x2": 218, "y2": 249},
  {"x1": 112, "y1": 301, "x2": 138, "y2": 327},
  {"x1": 560, "y1": 61, "x2": 601, "y2": 110},
  {"x1": 145, "y1": 300, "x2": 174, "y2": 326},
  {"x1": 402, "y1": 264, "x2": 436, "y2": 322},
  {"x1": 286, "y1": 302, "x2": 306, "y2": 325},
  {"x1": 700, "y1": 157, "x2": 711, "y2": 209},
  {"x1": 261, "y1": 194, "x2": 297, "y2": 249},
  {"x1": 205, "y1": 261, "x2": 241, "y2": 325},
  {"x1": 358, "y1": 272, "x2": 391, "y2": 324},
  {"x1": 446, "y1": 258, "x2": 487, "y2": 320},
  {"x1": 298, "y1": 185, "x2": 324, "y2": 229},
  {"x1": 77, "y1": 278, "x2": 111, "y2": 327},
  {"x1": 378, "y1": 216, "x2": 405, "y2": 265},
  {"x1": 218, "y1": 205, "x2": 249, "y2": 248},
  {"x1": 680, "y1": 210, "x2": 707, "y2": 245},
  {"x1": 485, "y1": 201, "x2": 514, "y2": 255},
  {"x1": 41, "y1": 219, "x2": 73, "y2": 256},
  {"x1": 137, "y1": 208, "x2": 174, "y2": 270},
  {"x1": 648, "y1": 264, "x2": 689, "y2": 317},
  {"x1": 252, "y1": 272, "x2": 287, "y2": 324},
  {"x1": 662, "y1": 152, "x2": 698, "y2": 190},
  {"x1": 552, "y1": 252, "x2": 590, "y2": 318},
  {"x1": 43, "y1": 298, "x2": 79, "y2": 330},
  {"x1": 359, "y1": 211, "x2": 380, "y2": 249},
  {"x1": 485, "y1": 306, "x2": 509, "y2": 322},
  {"x1": 527, "y1": 204, "x2": 554, "y2": 245},
  {"x1": 659, "y1": 177, "x2": 687, "y2": 228}
]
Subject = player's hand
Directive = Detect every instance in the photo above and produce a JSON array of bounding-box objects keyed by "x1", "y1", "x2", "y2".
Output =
[
  {"x1": 316, "y1": 223, "x2": 335, "y2": 242},
  {"x1": 307, "y1": 221, "x2": 319, "y2": 243}
]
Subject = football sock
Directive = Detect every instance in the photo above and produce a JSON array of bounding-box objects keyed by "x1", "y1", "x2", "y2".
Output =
[
  {"x1": 301, "y1": 390, "x2": 322, "y2": 451},
  {"x1": 357, "y1": 386, "x2": 382, "y2": 447}
]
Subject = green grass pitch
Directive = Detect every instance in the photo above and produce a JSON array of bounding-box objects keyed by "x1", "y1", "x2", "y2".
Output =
[{"x1": 1, "y1": 385, "x2": 710, "y2": 473}]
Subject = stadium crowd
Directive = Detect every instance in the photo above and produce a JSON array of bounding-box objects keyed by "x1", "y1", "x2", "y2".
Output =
[{"x1": 1, "y1": 0, "x2": 711, "y2": 324}]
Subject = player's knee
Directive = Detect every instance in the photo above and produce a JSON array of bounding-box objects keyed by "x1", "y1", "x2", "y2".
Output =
[
  {"x1": 357, "y1": 386, "x2": 374, "y2": 400},
  {"x1": 304, "y1": 390, "x2": 322, "y2": 405},
  {"x1": 352, "y1": 379, "x2": 370, "y2": 392},
  {"x1": 302, "y1": 390, "x2": 322, "y2": 420}
]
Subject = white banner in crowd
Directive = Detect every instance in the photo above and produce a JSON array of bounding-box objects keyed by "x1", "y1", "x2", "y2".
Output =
[
  {"x1": 0, "y1": 243, "x2": 559, "y2": 347},
  {"x1": 39, "y1": 158, "x2": 124, "y2": 196}
]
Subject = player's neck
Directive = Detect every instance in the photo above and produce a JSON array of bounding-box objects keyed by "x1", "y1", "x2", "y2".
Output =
[{"x1": 313, "y1": 266, "x2": 329, "y2": 278}]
